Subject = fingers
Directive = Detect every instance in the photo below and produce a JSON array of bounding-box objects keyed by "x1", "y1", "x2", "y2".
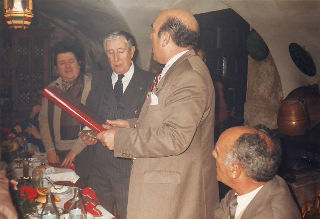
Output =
[
  {"x1": 80, "y1": 134, "x2": 98, "y2": 145},
  {"x1": 106, "y1": 119, "x2": 129, "y2": 128},
  {"x1": 61, "y1": 152, "x2": 75, "y2": 167},
  {"x1": 10, "y1": 180, "x2": 18, "y2": 191},
  {"x1": 102, "y1": 122, "x2": 113, "y2": 130},
  {"x1": 14, "y1": 125, "x2": 22, "y2": 133},
  {"x1": 47, "y1": 150, "x2": 61, "y2": 164},
  {"x1": 61, "y1": 157, "x2": 71, "y2": 167},
  {"x1": 96, "y1": 129, "x2": 115, "y2": 150}
]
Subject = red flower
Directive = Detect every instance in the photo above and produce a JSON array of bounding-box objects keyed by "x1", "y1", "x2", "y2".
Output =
[{"x1": 20, "y1": 186, "x2": 37, "y2": 202}]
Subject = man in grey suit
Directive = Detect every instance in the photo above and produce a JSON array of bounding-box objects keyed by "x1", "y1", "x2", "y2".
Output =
[
  {"x1": 96, "y1": 9, "x2": 219, "y2": 219},
  {"x1": 80, "y1": 31, "x2": 153, "y2": 219},
  {"x1": 212, "y1": 126, "x2": 302, "y2": 219}
]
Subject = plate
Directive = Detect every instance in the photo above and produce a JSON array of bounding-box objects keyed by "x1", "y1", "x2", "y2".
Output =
[{"x1": 50, "y1": 185, "x2": 70, "y2": 194}]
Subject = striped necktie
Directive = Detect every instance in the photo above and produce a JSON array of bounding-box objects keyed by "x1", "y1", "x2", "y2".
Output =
[{"x1": 229, "y1": 194, "x2": 238, "y2": 219}]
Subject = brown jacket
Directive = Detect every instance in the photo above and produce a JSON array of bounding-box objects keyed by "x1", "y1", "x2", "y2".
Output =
[
  {"x1": 115, "y1": 50, "x2": 219, "y2": 219},
  {"x1": 214, "y1": 175, "x2": 302, "y2": 219}
]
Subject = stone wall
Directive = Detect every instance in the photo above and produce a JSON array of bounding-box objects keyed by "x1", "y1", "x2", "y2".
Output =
[{"x1": 244, "y1": 55, "x2": 283, "y2": 129}]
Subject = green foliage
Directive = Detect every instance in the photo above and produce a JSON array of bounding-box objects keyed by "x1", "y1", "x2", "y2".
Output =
[{"x1": 11, "y1": 179, "x2": 38, "y2": 219}]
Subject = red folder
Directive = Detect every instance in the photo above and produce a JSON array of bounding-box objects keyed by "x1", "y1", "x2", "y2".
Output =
[{"x1": 42, "y1": 87, "x2": 104, "y2": 133}]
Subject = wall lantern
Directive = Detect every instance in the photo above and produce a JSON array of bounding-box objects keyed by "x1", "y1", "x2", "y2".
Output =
[{"x1": 4, "y1": 0, "x2": 34, "y2": 29}]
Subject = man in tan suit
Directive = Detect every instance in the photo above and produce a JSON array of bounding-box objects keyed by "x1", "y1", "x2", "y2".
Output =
[
  {"x1": 95, "y1": 9, "x2": 219, "y2": 219},
  {"x1": 212, "y1": 126, "x2": 301, "y2": 219}
]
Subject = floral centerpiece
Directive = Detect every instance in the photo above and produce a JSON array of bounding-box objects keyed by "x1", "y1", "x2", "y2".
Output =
[{"x1": 11, "y1": 181, "x2": 39, "y2": 219}]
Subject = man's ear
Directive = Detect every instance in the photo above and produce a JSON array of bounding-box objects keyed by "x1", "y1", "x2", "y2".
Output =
[
  {"x1": 229, "y1": 163, "x2": 241, "y2": 179},
  {"x1": 130, "y1": 46, "x2": 136, "y2": 59},
  {"x1": 161, "y1": 32, "x2": 171, "y2": 47}
]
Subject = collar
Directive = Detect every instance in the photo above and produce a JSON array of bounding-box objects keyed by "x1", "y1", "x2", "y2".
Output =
[
  {"x1": 161, "y1": 50, "x2": 189, "y2": 78},
  {"x1": 111, "y1": 62, "x2": 134, "y2": 80},
  {"x1": 235, "y1": 185, "x2": 263, "y2": 218}
]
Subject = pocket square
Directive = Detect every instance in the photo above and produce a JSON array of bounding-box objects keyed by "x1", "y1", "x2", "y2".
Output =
[{"x1": 150, "y1": 92, "x2": 158, "y2": 105}]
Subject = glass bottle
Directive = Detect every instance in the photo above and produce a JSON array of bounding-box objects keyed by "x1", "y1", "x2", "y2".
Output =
[
  {"x1": 68, "y1": 187, "x2": 87, "y2": 219},
  {"x1": 40, "y1": 192, "x2": 59, "y2": 219},
  {"x1": 22, "y1": 158, "x2": 29, "y2": 178},
  {"x1": 22, "y1": 136, "x2": 30, "y2": 179}
]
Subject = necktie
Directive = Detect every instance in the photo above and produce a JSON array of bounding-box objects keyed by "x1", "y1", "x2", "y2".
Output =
[
  {"x1": 229, "y1": 194, "x2": 238, "y2": 219},
  {"x1": 149, "y1": 71, "x2": 162, "y2": 92},
  {"x1": 114, "y1": 74, "x2": 124, "y2": 101}
]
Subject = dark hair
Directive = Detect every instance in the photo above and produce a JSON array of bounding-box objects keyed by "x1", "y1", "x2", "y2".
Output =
[
  {"x1": 158, "y1": 17, "x2": 199, "y2": 48},
  {"x1": 53, "y1": 40, "x2": 85, "y2": 74},
  {"x1": 103, "y1": 31, "x2": 136, "y2": 50},
  {"x1": 226, "y1": 126, "x2": 281, "y2": 182}
]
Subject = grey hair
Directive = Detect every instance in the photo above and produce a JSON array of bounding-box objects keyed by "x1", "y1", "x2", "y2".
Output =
[
  {"x1": 103, "y1": 31, "x2": 136, "y2": 51},
  {"x1": 158, "y1": 17, "x2": 199, "y2": 48},
  {"x1": 225, "y1": 126, "x2": 281, "y2": 182}
]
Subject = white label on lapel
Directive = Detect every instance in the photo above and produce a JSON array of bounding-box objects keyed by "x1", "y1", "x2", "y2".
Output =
[{"x1": 150, "y1": 92, "x2": 158, "y2": 105}]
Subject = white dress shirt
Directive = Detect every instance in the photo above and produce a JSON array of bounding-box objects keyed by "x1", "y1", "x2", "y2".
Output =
[
  {"x1": 235, "y1": 185, "x2": 263, "y2": 219},
  {"x1": 159, "y1": 50, "x2": 189, "y2": 82},
  {"x1": 111, "y1": 62, "x2": 134, "y2": 93}
]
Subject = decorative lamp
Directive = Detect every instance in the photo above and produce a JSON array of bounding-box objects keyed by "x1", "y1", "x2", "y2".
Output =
[{"x1": 4, "y1": 0, "x2": 34, "y2": 29}]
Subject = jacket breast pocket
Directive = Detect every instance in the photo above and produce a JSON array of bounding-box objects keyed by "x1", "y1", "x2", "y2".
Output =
[
  {"x1": 147, "y1": 103, "x2": 162, "y2": 112},
  {"x1": 143, "y1": 170, "x2": 181, "y2": 184}
]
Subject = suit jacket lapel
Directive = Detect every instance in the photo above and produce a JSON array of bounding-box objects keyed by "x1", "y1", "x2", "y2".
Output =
[
  {"x1": 98, "y1": 73, "x2": 117, "y2": 118},
  {"x1": 240, "y1": 180, "x2": 274, "y2": 218},
  {"x1": 154, "y1": 50, "x2": 195, "y2": 95},
  {"x1": 121, "y1": 68, "x2": 143, "y2": 104}
]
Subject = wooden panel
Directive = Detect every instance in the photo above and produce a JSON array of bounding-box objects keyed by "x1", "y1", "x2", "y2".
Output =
[
  {"x1": 195, "y1": 9, "x2": 249, "y2": 140},
  {"x1": 1, "y1": 29, "x2": 52, "y2": 126}
]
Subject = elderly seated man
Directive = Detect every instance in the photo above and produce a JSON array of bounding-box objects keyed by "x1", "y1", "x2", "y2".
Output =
[{"x1": 212, "y1": 125, "x2": 302, "y2": 219}]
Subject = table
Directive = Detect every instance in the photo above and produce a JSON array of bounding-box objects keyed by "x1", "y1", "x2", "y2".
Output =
[
  {"x1": 289, "y1": 169, "x2": 320, "y2": 207},
  {"x1": 13, "y1": 153, "x2": 115, "y2": 219}
]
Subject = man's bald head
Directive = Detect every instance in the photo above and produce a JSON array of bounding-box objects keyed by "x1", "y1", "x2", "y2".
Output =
[
  {"x1": 222, "y1": 125, "x2": 281, "y2": 182},
  {"x1": 159, "y1": 9, "x2": 199, "y2": 32},
  {"x1": 156, "y1": 9, "x2": 199, "y2": 49}
]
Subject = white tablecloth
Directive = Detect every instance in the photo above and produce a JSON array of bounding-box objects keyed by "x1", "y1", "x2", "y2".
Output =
[{"x1": 14, "y1": 154, "x2": 114, "y2": 219}]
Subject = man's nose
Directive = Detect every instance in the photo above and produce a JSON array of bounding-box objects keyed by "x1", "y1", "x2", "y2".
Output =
[
  {"x1": 114, "y1": 53, "x2": 120, "y2": 62},
  {"x1": 65, "y1": 62, "x2": 72, "y2": 68}
]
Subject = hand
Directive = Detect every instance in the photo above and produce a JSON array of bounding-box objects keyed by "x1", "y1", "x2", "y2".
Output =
[
  {"x1": 9, "y1": 180, "x2": 18, "y2": 191},
  {"x1": 14, "y1": 125, "x2": 22, "y2": 134},
  {"x1": 29, "y1": 125, "x2": 41, "y2": 139},
  {"x1": 96, "y1": 129, "x2": 117, "y2": 150},
  {"x1": 47, "y1": 149, "x2": 61, "y2": 164},
  {"x1": 101, "y1": 121, "x2": 114, "y2": 130},
  {"x1": 80, "y1": 134, "x2": 98, "y2": 145},
  {"x1": 61, "y1": 151, "x2": 76, "y2": 168},
  {"x1": 105, "y1": 119, "x2": 130, "y2": 129}
]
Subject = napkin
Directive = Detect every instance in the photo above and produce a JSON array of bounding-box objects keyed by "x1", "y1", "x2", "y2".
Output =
[
  {"x1": 82, "y1": 187, "x2": 101, "y2": 217},
  {"x1": 44, "y1": 167, "x2": 79, "y2": 184}
]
